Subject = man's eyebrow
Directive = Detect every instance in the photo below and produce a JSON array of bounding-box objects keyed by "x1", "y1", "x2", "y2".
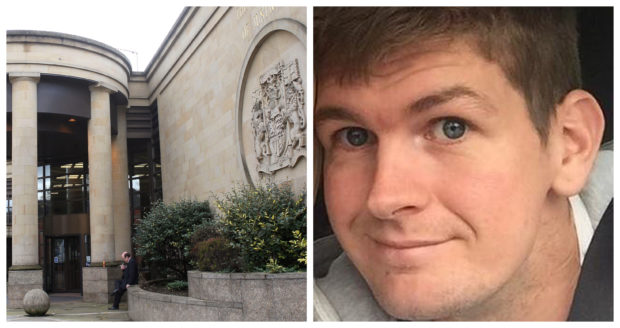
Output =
[
  {"x1": 315, "y1": 106, "x2": 365, "y2": 126},
  {"x1": 315, "y1": 86, "x2": 493, "y2": 126},
  {"x1": 409, "y1": 85, "x2": 494, "y2": 113}
]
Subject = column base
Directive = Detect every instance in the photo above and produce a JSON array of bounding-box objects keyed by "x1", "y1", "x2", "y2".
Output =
[
  {"x1": 82, "y1": 266, "x2": 123, "y2": 304},
  {"x1": 8, "y1": 269, "x2": 43, "y2": 309}
]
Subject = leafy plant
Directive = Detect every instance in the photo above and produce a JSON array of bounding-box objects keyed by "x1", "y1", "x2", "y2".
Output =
[
  {"x1": 133, "y1": 200, "x2": 213, "y2": 279},
  {"x1": 193, "y1": 237, "x2": 241, "y2": 272},
  {"x1": 214, "y1": 183, "x2": 306, "y2": 272},
  {"x1": 166, "y1": 280, "x2": 188, "y2": 291},
  {"x1": 190, "y1": 220, "x2": 220, "y2": 246}
]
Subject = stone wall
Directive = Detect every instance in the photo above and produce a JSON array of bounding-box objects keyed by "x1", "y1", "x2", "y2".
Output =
[
  {"x1": 188, "y1": 271, "x2": 306, "y2": 321},
  {"x1": 7, "y1": 269, "x2": 43, "y2": 308},
  {"x1": 128, "y1": 271, "x2": 306, "y2": 321},
  {"x1": 82, "y1": 266, "x2": 123, "y2": 304},
  {"x1": 128, "y1": 287, "x2": 243, "y2": 321}
]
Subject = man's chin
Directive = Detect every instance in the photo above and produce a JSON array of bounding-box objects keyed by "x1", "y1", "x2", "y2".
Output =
[
  {"x1": 375, "y1": 295, "x2": 449, "y2": 320},
  {"x1": 368, "y1": 281, "x2": 470, "y2": 321}
]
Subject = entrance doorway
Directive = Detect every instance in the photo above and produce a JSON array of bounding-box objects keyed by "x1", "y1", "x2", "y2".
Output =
[{"x1": 46, "y1": 236, "x2": 82, "y2": 292}]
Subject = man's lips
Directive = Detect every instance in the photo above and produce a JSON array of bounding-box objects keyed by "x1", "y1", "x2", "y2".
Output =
[
  {"x1": 371, "y1": 237, "x2": 449, "y2": 249},
  {"x1": 367, "y1": 236, "x2": 454, "y2": 268}
]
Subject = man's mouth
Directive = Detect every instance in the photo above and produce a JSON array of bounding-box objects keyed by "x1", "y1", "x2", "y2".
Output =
[
  {"x1": 367, "y1": 235, "x2": 454, "y2": 268},
  {"x1": 372, "y1": 238, "x2": 447, "y2": 249}
]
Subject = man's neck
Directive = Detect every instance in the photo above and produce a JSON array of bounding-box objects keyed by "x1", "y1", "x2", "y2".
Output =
[{"x1": 448, "y1": 196, "x2": 582, "y2": 321}]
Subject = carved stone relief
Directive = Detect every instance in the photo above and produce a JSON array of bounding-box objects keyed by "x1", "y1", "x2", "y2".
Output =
[{"x1": 251, "y1": 58, "x2": 306, "y2": 175}]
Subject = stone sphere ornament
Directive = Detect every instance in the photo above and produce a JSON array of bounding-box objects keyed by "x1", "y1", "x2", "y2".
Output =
[{"x1": 23, "y1": 289, "x2": 50, "y2": 316}]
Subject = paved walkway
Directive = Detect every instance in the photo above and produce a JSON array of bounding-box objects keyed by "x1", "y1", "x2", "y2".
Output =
[{"x1": 7, "y1": 293, "x2": 130, "y2": 321}]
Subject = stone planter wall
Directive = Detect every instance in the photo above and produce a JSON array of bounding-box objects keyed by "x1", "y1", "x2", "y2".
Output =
[
  {"x1": 128, "y1": 286, "x2": 243, "y2": 321},
  {"x1": 128, "y1": 271, "x2": 306, "y2": 321},
  {"x1": 188, "y1": 271, "x2": 306, "y2": 321}
]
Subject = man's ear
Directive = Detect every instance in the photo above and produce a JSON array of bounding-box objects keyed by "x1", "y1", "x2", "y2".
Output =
[{"x1": 550, "y1": 89, "x2": 605, "y2": 196}]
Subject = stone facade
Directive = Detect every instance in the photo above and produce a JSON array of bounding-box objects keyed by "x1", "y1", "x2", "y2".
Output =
[
  {"x1": 7, "y1": 30, "x2": 132, "y2": 304},
  {"x1": 145, "y1": 7, "x2": 307, "y2": 200}
]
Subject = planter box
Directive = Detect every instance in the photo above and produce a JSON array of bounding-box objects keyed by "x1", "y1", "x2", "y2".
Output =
[
  {"x1": 129, "y1": 271, "x2": 306, "y2": 321},
  {"x1": 128, "y1": 286, "x2": 243, "y2": 321},
  {"x1": 129, "y1": 270, "x2": 306, "y2": 321},
  {"x1": 187, "y1": 271, "x2": 306, "y2": 321}
]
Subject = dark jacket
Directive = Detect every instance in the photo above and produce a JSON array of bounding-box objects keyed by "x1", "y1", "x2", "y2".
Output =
[
  {"x1": 568, "y1": 200, "x2": 613, "y2": 321},
  {"x1": 124, "y1": 257, "x2": 139, "y2": 286},
  {"x1": 120, "y1": 265, "x2": 128, "y2": 284}
]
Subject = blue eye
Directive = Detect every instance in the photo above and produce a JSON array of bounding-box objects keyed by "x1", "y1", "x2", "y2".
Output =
[
  {"x1": 442, "y1": 119, "x2": 466, "y2": 139},
  {"x1": 432, "y1": 118, "x2": 467, "y2": 141},
  {"x1": 343, "y1": 127, "x2": 369, "y2": 146}
]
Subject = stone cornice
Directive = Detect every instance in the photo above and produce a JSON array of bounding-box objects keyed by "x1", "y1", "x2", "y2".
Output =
[
  {"x1": 7, "y1": 30, "x2": 132, "y2": 72},
  {"x1": 9, "y1": 265, "x2": 43, "y2": 271},
  {"x1": 89, "y1": 82, "x2": 117, "y2": 94},
  {"x1": 8, "y1": 72, "x2": 40, "y2": 84}
]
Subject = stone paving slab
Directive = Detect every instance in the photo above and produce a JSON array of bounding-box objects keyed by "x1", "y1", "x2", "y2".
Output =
[{"x1": 7, "y1": 299, "x2": 130, "y2": 321}]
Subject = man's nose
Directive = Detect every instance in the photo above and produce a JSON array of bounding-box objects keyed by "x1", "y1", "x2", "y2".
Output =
[{"x1": 367, "y1": 142, "x2": 431, "y2": 220}]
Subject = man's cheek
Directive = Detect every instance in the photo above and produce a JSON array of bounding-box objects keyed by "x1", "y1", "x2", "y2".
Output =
[
  {"x1": 324, "y1": 163, "x2": 371, "y2": 222},
  {"x1": 440, "y1": 167, "x2": 536, "y2": 249}
]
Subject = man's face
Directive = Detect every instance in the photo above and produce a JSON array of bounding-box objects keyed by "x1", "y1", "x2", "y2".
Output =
[{"x1": 315, "y1": 43, "x2": 559, "y2": 319}]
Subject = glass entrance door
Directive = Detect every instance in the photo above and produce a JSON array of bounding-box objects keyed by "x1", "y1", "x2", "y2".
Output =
[{"x1": 49, "y1": 236, "x2": 81, "y2": 292}]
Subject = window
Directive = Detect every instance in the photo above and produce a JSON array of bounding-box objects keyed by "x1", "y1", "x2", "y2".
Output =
[{"x1": 38, "y1": 162, "x2": 89, "y2": 216}]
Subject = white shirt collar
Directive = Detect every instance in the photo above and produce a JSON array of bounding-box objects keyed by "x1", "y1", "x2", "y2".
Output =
[
  {"x1": 569, "y1": 195, "x2": 594, "y2": 265},
  {"x1": 570, "y1": 146, "x2": 613, "y2": 266}
]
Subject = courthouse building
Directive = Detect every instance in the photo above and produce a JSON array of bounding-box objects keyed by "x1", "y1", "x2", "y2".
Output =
[{"x1": 6, "y1": 6, "x2": 306, "y2": 307}]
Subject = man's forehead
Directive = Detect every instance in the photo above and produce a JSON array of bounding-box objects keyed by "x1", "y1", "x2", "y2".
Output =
[
  {"x1": 317, "y1": 46, "x2": 501, "y2": 105},
  {"x1": 318, "y1": 38, "x2": 483, "y2": 88}
]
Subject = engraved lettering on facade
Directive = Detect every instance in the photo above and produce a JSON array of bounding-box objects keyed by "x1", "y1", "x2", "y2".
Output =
[
  {"x1": 251, "y1": 59, "x2": 306, "y2": 175},
  {"x1": 239, "y1": 7, "x2": 278, "y2": 40},
  {"x1": 241, "y1": 23, "x2": 251, "y2": 40},
  {"x1": 236, "y1": 7, "x2": 247, "y2": 19}
]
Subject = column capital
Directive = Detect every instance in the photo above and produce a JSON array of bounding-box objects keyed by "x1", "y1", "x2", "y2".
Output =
[
  {"x1": 8, "y1": 72, "x2": 40, "y2": 84},
  {"x1": 89, "y1": 82, "x2": 117, "y2": 94}
]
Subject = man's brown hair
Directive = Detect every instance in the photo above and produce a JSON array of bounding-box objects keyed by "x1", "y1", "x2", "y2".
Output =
[{"x1": 314, "y1": 7, "x2": 581, "y2": 140}]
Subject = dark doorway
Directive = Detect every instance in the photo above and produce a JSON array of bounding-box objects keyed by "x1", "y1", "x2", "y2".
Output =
[{"x1": 46, "y1": 236, "x2": 81, "y2": 292}]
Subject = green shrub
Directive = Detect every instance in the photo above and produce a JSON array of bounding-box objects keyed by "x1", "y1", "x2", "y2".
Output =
[
  {"x1": 133, "y1": 199, "x2": 213, "y2": 280},
  {"x1": 166, "y1": 280, "x2": 188, "y2": 291},
  {"x1": 190, "y1": 220, "x2": 220, "y2": 246},
  {"x1": 214, "y1": 183, "x2": 306, "y2": 272},
  {"x1": 193, "y1": 237, "x2": 241, "y2": 272}
]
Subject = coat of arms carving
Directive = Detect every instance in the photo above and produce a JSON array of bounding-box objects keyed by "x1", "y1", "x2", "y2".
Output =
[{"x1": 251, "y1": 59, "x2": 306, "y2": 175}]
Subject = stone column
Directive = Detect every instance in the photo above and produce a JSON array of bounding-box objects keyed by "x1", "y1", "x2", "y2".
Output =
[
  {"x1": 83, "y1": 83, "x2": 120, "y2": 304},
  {"x1": 88, "y1": 83, "x2": 116, "y2": 262},
  {"x1": 112, "y1": 105, "x2": 131, "y2": 260},
  {"x1": 8, "y1": 72, "x2": 43, "y2": 308}
]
